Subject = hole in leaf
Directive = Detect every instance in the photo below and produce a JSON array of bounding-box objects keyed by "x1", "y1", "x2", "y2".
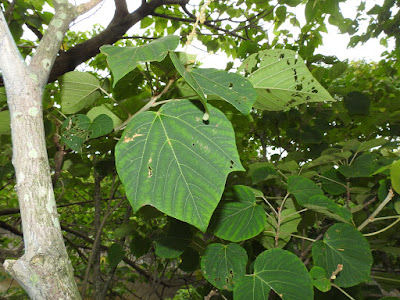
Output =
[
  {"x1": 229, "y1": 160, "x2": 234, "y2": 169},
  {"x1": 148, "y1": 166, "x2": 153, "y2": 178}
]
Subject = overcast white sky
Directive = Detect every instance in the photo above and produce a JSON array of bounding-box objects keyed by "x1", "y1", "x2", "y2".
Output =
[{"x1": 68, "y1": 0, "x2": 392, "y2": 69}]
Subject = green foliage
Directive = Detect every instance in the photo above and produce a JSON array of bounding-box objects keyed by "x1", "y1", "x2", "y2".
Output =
[
  {"x1": 233, "y1": 249, "x2": 314, "y2": 300},
  {"x1": 2, "y1": 1, "x2": 400, "y2": 298}
]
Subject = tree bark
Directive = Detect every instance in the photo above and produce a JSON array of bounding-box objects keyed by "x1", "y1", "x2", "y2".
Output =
[{"x1": 0, "y1": 1, "x2": 103, "y2": 298}]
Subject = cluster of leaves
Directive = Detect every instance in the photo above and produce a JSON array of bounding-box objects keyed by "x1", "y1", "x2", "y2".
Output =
[{"x1": 1, "y1": 0, "x2": 400, "y2": 299}]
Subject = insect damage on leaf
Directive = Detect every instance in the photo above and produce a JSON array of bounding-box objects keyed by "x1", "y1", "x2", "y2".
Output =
[{"x1": 123, "y1": 133, "x2": 143, "y2": 143}]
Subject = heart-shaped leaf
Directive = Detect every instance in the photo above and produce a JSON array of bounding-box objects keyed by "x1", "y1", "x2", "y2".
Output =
[
  {"x1": 60, "y1": 71, "x2": 101, "y2": 114},
  {"x1": 312, "y1": 223, "x2": 373, "y2": 287},
  {"x1": 310, "y1": 266, "x2": 331, "y2": 292},
  {"x1": 234, "y1": 248, "x2": 313, "y2": 300},
  {"x1": 115, "y1": 100, "x2": 244, "y2": 231},
  {"x1": 201, "y1": 243, "x2": 247, "y2": 291},
  {"x1": 101, "y1": 35, "x2": 179, "y2": 87},
  {"x1": 239, "y1": 49, "x2": 334, "y2": 111},
  {"x1": 208, "y1": 185, "x2": 267, "y2": 242}
]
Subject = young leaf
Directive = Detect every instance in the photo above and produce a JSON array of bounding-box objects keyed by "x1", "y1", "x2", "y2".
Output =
[
  {"x1": 239, "y1": 49, "x2": 334, "y2": 111},
  {"x1": 191, "y1": 68, "x2": 257, "y2": 115},
  {"x1": 60, "y1": 71, "x2": 101, "y2": 114},
  {"x1": 115, "y1": 100, "x2": 244, "y2": 231},
  {"x1": 310, "y1": 266, "x2": 331, "y2": 292},
  {"x1": 169, "y1": 51, "x2": 209, "y2": 121},
  {"x1": 234, "y1": 248, "x2": 313, "y2": 300},
  {"x1": 208, "y1": 185, "x2": 267, "y2": 242},
  {"x1": 201, "y1": 243, "x2": 247, "y2": 291},
  {"x1": 100, "y1": 35, "x2": 179, "y2": 87},
  {"x1": 260, "y1": 208, "x2": 301, "y2": 249},
  {"x1": 312, "y1": 223, "x2": 373, "y2": 287}
]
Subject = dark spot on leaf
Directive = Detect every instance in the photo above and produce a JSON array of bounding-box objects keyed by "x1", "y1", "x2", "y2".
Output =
[{"x1": 266, "y1": 88, "x2": 271, "y2": 93}]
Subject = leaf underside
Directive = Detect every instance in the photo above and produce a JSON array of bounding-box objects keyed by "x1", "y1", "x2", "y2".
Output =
[{"x1": 240, "y1": 49, "x2": 334, "y2": 111}]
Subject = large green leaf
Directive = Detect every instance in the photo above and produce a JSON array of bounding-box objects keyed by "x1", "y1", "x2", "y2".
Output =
[
  {"x1": 115, "y1": 100, "x2": 244, "y2": 231},
  {"x1": 191, "y1": 68, "x2": 257, "y2": 115},
  {"x1": 287, "y1": 175, "x2": 324, "y2": 205},
  {"x1": 239, "y1": 49, "x2": 334, "y2": 111},
  {"x1": 100, "y1": 35, "x2": 179, "y2": 87},
  {"x1": 60, "y1": 71, "x2": 101, "y2": 114},
  {"x1": 312, "y1": 223, "x2": 373, "y2": 287},
  {"x1": 208, "y1": 185, "x2": 267, "y2": 242},
  {"x1": 233, "y1": 248, "x2": 313, "y2": 300},
  {"x1": 201, "y1": 243, "x2": 247, "y2": 291},
  {"x1": 169, "y1": 51, "x2": 209, "y2": 121}
]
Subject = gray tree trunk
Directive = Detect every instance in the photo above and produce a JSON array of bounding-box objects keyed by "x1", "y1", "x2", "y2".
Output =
[{"x1": 0, "y1": 1, "x2": 102, "y2": 298}]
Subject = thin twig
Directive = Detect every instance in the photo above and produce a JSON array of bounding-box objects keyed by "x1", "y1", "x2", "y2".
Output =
[{"x1": 358, "y1": 188, "x2": 395, "y2": 231}]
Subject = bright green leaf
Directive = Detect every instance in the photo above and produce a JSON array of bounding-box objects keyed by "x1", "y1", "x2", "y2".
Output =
[
  {"x1": 391, "y1": 160, "x2": 400, "y2": 194},
  {"x1": 208, "y1": 185, "x2": 267, "y2": 242},
  {"x1": 115, "y1": 100, "x2": 244, "y2": 231},
  {"x1": 312, "y1": 223, "x2": 373, "y2": 287},
  {"x1": 234, "y1": 248, "x2": 313, "y2": 300},
  {"x1": 239, "y1": 49, "x2": 334, "y2": 111},
  {"x1": 201, "y1": 243, "x2": 247, "y2": 291},
  {"x1": 60, "y1": 71, "x2": 101, "y2": 114},
  {"x1": 310, "y1": 266, "x2": 331, "y2": 292},
  {"x1": 100, "y1": 36, "x2": 179, "y2": 87}
]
